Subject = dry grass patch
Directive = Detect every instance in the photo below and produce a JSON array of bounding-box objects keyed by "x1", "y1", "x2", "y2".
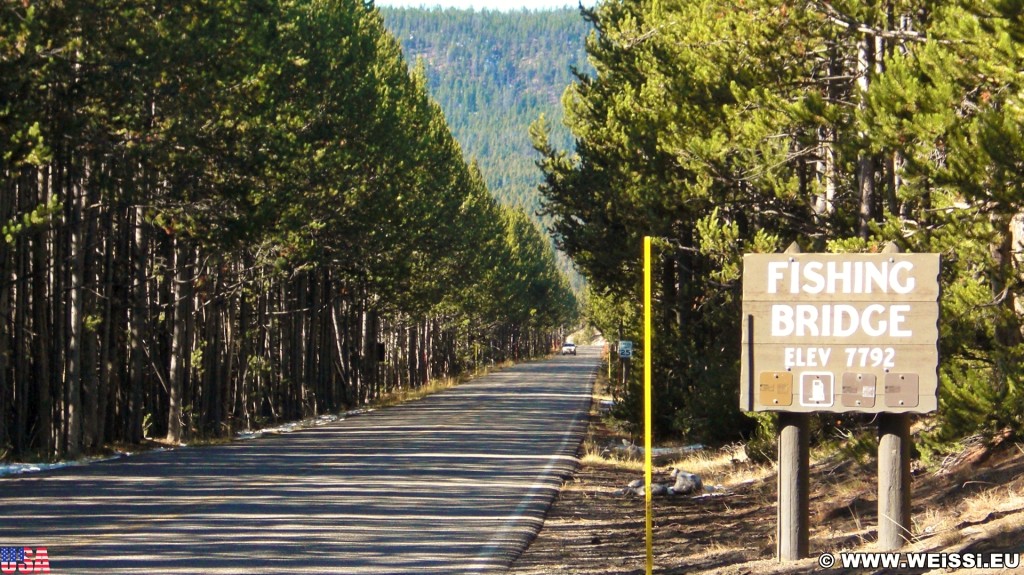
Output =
[
  {"x1": 913, "y1": 506, "x2": 958, "y2": 542},
  {"x1": 668, "y1": 444, "x2": 776, "y2": 488},
  {"x1": 959, "y1": 483, "x2": 1024, "y2": 523},
  {"x1": 579, "y1": 439, "x2": 645, "y2": 472},
  {"x1": 371, "y1": 359, "x2": 517, "y2": 409},
  {"x1": 370, "y1": 376, "x2": 461, "y2": 409},
  {"x1": 517, "y1": 368, "x2": 1024, "y2": 575},
  {"x1": 683, "y1": 539, "x2": 738, "y2": 563},
  {"x1": 516, "y1": 417, "x2": 1024, "y2": 575}
]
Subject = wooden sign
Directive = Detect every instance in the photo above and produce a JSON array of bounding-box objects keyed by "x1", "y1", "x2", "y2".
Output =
[{"x1": 740, "y1": 253, "x2": 940, "y2": 414}]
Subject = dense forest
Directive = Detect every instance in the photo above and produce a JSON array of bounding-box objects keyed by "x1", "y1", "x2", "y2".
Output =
[
  {"x1": 0, "y1": 0, "x2": 577, "y2": 460},
  {"x1": 535, "y1": 0, "x2": 1024, "y2": 455},
  {"x1": 379, "y1": 7, "x2": 592, "y2": 289}
]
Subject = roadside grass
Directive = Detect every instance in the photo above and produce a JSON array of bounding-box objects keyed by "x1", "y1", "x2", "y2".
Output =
[
  {"x1": 516, "y1": 371, "x2": 1024, "y2": 575},
  {"x1": 667, "y1": 444, "x2": 775, "y2": 488},
  {"x1": 916, "y1": 477, "x2": 1024, "y2": 550},
  {"x1": 579, "y1": 364, "x2": 646, "y2": 472},
  {"x1": 683, "y1": 540, "x2": 740, "y2": 563},
  {"x1": 958, "y1": 481, "x2": 1024, "y2": 523},
  {"x1": 915, "y1": 505, "x2": 962, "y2": 547},
  {"x1": 369, "y1": 376, "x2": 462, "y2": 410},
  {"x1": 373, "y1": 357, "x2": 522, "y2": 409},
  {"x1": 580, "y1": 440, "x2": 646, "y2": 472}
]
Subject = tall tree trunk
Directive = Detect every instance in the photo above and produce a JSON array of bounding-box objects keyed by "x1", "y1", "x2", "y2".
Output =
[
  {"x1": 857, "y1": 33, "x2": 876, "y2": 240},
  {"x1": 166, "y1": 236, "x2": 190, "y2": 443},
  {"x1": 362, "y1": 307, "x2": 378, "y2": 402},
  {"x1": 0, "y1": 189, "x2": 10, "y2": 453},
  {"x1": 95, "y1": 204, "x2": 117, "y2": 451},
  {"x1": 221, "y1": 267, "x2": 235, "y2": 434},
  {"x1": 107, "y1": 202, "x2": 131, "y2": 444},
  {"x1": 314, "y1": 271, "x2": 330, "y2": 409},
  {"x1": 0, "y1": 170, "x2": 17, "y2": 447},
  {"x1": 886, "y1": 153, "x2": 902, "y2": 217},
  {"x1": 82, "y1": 170, "x2": 101, "y2": 451},
  {"x1": 238, "y1": 260, "x2": 253, "y2": 428},
  {"x1": 295, "y1": 272, "x2": 308, "y2": 416},
  {"x1": 814, "y1": 45, "x2": 842, "y2": 221},
  {"x1": 33, "y1": 169, "x2": 54, "y2": 457},
  {"x1": 993, "y1": 216, "x2": 1022, "y2": 350},
  {"x1": 858, "y1": 155, "x2": 877, "y2": 240},
  {"x1": 13, "y1": 179, "x2": 30, "y2": 456},
  {"x1": 66, "y1": 170, "x2": 87, "y2": 458},
  {"x1": 51, "y1": 165, "x2": 67, "y2": 455},
  {"x1": 408, "y1": 320, "x2": 418, "y2": 389},
  {"x1": 661, "y1": 254, "x2": 677, "y2": 338},
  {"x1": 419, "y1": 319, "x2": 429, "y2": 386},
  {"x1": 128, "y1": 206, "x2": 148, "y2": 443},
  {"x1": 201, "y1": 266, "x2": 223, "y2": 436},
  {"x1": 254, "y1": 273, "x2": 268, "y2": 420},
  {"x1": 332, "y1": 294, "x2": 353, "y2": 408}
]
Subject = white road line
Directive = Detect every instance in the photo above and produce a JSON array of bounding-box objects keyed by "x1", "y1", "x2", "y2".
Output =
[{"x1": 465, "y1": 374, "x2": 591, "y2": 572}]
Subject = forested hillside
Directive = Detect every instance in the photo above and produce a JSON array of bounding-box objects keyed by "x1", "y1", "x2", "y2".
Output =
[
  {"x1": 535, "y1": 0, "x2": 1024, "y2": 453},
  {"x1": 380, "y1": 7, "x2": 590, "y2": 213},
  {"x1": 379, "y1": 7, "x2": 592, "y2": 288},
  {"x1": 0, "y1": 0, "x2": 576, "y2": 460}
]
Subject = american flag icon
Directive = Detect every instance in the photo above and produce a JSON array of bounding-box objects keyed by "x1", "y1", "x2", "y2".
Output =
[{"x1": 0, "y1": 547, "x2": 25, "y2": 563}]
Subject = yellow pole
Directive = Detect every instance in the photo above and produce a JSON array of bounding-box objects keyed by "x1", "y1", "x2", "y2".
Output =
[{"x1": 643, "y1": 236, "x2": 653, "y2": 575}]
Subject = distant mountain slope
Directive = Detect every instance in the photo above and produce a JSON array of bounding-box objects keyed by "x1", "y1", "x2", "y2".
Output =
[{"x1": 379, "y1": 6, "x2": 591, "y2": 222}]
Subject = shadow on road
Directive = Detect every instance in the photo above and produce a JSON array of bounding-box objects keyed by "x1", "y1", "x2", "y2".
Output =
[{"x1": 0, "y1": 351, "x2": 599, "y2": 574}]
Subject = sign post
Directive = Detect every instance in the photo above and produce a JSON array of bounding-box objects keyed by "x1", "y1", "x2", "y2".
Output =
[
  {"x1": 740, "y1": 243, "x2": 940, "y2": 560},
  {"x1": 876, "y1": 243, "x2": 913, "y2": 550},
  {"x1": 878, "y1": 411, "x2": 912, "y2": 548},
  {"x1": 775, "y1": 244, "x2": 810, "y2": 561}
]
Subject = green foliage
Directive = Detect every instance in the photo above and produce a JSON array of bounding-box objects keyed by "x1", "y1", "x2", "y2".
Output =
[
  {"x1": 0, "y1": 0, "x2": 578, "y2": 457},
  {"x1": 1, "y1": 194, "x2": 61, "y2": 245},
  {"x1": 536, "y1": 0, "x2": 1024, "y2": 448},
  {"x1": 743, "y1": 412, "x2": 777, "y2": 464},
  {"x1": 378, "y1": 7, "x2": 592, "y2": 289},
  {"x1": 831, "y1": 427, "x2": 879, "y2": 470}
]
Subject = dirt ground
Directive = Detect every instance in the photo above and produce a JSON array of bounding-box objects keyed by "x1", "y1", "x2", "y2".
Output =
[{"x1": 510, "y1": 384, "x2": 1024, "y2": 575}]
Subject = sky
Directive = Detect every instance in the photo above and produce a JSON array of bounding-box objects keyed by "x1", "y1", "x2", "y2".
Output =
[{"x1": 374, "y1": 0, "x2": 595, "y2": 11}]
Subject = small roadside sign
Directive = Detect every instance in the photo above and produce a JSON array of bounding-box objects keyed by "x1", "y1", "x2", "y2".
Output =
[{"x1": 618, "y1": 340, "x2": 633, "y2": 359}]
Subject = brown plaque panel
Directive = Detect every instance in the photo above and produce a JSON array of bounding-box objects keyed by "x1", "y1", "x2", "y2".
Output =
[
  {"x1": 884, "y1": 373, "x2": 920, "y2": 408},
  {"x1": 841, "y1": 373, "x2": 877, "y2": 408},
  {"x1": 758, "y1": 372, "x2": 793, "y2": 407}
]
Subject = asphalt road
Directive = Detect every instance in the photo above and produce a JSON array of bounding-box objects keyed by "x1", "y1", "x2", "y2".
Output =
[{"x1": 0, "y1": 348, "x2": 598, "y2": 574}]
